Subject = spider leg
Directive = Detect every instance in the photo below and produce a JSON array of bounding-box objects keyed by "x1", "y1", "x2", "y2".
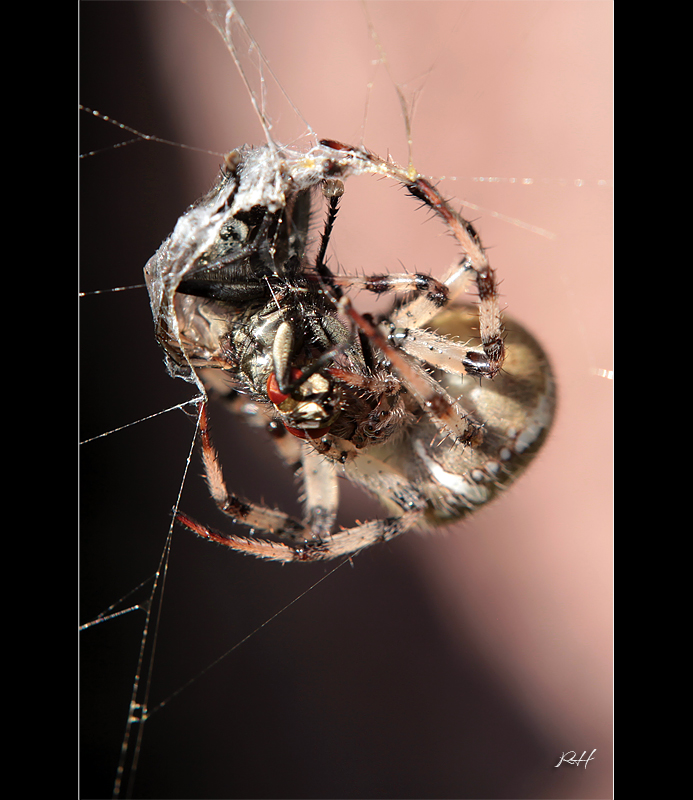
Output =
[
  {"x1": 192, "y1": 401, "x2": 310, "y2": 541},
  {"x1": 176, "y1": 508, "x2": 425, "y2": 562},
  {"x1": 175, "y1": 511, "x2": 303, "y2": 560},
  {"x1": 297, "y1": 511, "x2": 426, "y2": 560},
  {"x1": 325, "y1": 273, "x2": 449, "y2": 308},
  {"x1": 300, "y1": 443, "x2": 339, "y2": 538},
  {"x1": 390, "y1": 177, "x2": 505, "y2": 377},
  {"x1": 387, "y1": 324, "x2": 500, "y2": 380},
  {"x1": 314, "y1": 178, "x2": 344, "y2": 299}
]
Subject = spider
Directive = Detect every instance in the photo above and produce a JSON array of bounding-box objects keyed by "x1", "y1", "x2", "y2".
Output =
[{"x1": 144, "y1": 139, "x2": 555, "y2": 562}]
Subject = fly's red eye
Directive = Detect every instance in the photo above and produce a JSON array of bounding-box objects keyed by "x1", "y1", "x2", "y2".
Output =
[
  {"x1": 266, "y1": 368, "x2": 304, "y2": 406},
  {"x1": 266, "y1": 372, "x2": 289, "y2": 406}
]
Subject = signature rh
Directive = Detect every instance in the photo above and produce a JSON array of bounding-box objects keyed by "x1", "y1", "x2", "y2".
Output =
[{"x1": 555, "y1": 749, "x2": 597, "y2": 768}]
